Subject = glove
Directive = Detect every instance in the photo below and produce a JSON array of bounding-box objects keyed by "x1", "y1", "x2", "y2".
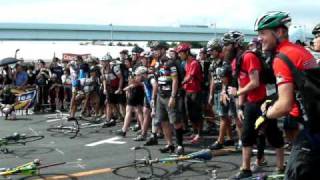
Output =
[{"x1": 255, "y1": 115, "x2": 267, "y2": 130}]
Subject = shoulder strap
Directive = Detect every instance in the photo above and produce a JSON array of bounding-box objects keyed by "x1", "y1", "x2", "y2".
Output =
[{"x1": 276, "y1": 53, "x2": 304, "y2": 86}]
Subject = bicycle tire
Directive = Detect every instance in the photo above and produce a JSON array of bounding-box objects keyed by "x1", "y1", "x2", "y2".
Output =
[
  {"x1": 112, "y1": 162, "x2": 155, "y2": 179},
  {"x1": 15, "y1": 135, "x2": 45, "y2": 143},
  {"x1": 47, "y1": 120, "x2": 79, "y2": 138}
]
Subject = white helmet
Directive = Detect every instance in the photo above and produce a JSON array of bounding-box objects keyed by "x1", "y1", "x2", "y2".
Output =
[
  {"x1": 134, "y1": 66, "x2": 148, "y2": 75},
  {"x1": 289, "y1": 25, "x2": 306, "y2": 44}
]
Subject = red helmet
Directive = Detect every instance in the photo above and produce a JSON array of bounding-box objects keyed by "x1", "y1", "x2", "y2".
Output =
[{"x1": 176, "y1": 43, "x2": 191, "y2": 53}]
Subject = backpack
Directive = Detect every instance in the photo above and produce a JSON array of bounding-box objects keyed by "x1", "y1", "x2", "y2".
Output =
[
  {"x1": 277, "y1": 53, "x2": 320, "y2": 134},
  {"x1": 236, "y1": 50, "x2": 276, "y2": 85}
]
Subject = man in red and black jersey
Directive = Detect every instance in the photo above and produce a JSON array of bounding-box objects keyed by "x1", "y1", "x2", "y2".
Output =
[{"x1": 255, "y1": 11, "x2": 319, "y2": 180}]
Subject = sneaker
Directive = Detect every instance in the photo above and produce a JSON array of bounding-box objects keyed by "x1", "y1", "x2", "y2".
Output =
[
  {"x1": 209, "y1": 141, "x2": 224, "y2": 150},
  {"x1": 224, "y1": 139, "x2": 235, "y2": 146},
  {"x1": 115, "y1": 129, "x2": 126, "y2": 137},
  {"x1": 251, "y1": 159, "x2": 268, "y2": 173},
  {"x1": 102, "y1": 119, "x2": 116, "y2": 128},
  {"x1": 232, "y1": 169, "x2": 252, "y2": 179},
  {"x1": 176, "y1": 146, "x2": 184, "y2": 155},
  {"x1": 131, "y1": 124, "x2": 140, "y2": 132},
  {"x1": 159, "y1": 145, "x2": 175, "y2": 153},
  {"x1": 67, "y1": 117, "x2": 77, "y2": 121},
  {"x1": 133, "y1": 134, "x2": 146, "y2": 141},
  {"x1": 235, "y1": 142, "x2": 242, "y2": 151},
  {"x1": 144, "y1": 136, "x2": 158, "y2": 146}
]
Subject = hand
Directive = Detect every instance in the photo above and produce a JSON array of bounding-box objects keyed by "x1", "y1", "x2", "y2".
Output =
[
  {"x1": 115, "y1": 89, "x2": 122, "y2": 94},
  {"x1": 237, "y1": 109, "x2": 244, "y2": 123},
  {"x1": 168, "y1": 97, "x2": 176, "y2": 109},
  {"x1": 150, "y1": 99, "x2": 155, "y2": 108},
  {"x1": 227, "y1": 86, "x2": 238, "y2": 97},
  {"x1": 260, "y1": 100, "x2": 273, "y2": 113},
  {"x1": 220, "y1": 93, "x2": 230, "y2": 106},
  {"x1": 103, "y1": 89, "x2": 107, "y2": 95}
]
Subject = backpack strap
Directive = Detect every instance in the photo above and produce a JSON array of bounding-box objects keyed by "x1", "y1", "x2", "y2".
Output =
[{"x1": 276, "y1": 53, "x2": 305, "y2": 87}]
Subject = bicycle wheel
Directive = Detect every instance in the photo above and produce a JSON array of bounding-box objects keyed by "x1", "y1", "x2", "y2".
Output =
[
  {"x1": 16, "y1": 135, "x2": 45, "y2": 143},
  {"x1": 47, "y1": 120, "x2": 79, "y2": 138}
]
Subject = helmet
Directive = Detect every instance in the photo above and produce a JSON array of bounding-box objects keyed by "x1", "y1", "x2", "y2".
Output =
[
  {"x1": 249, "y1": 37, "x2": 261, "y2": 46},
  {"x1": 199, "y1": 47, "x2": 207, "y2": 54},
  {"x1": 175, "y1": 43, "x2": 191, "y2": 53},
  {"x1": 312, "y1": 23, "x2": 320, "y2": 37},
  {"x1": 100, "y1": 54, "x2": 113, "y2": 61},
  {"x1": 120, "y1": 49, "x2": 129, "y2": 55},
  {"x1": 141, "y1": 51, "x2": 153, "y2": 58},
  {"x1": 89, "y1": 66, "x2": 100, "y2": 73},
  {"x1": 254, "y1": 11, "x2": 291, "y2": 31},
  {"x1": 131, "y1": 46, "x2": 144, "y2": 54},
  {"x1": 134, "y1": 66, "x2": 148, "y2": 75},
  {"x1": 207, "y1": 38, "x2": 222, "y2": 51},
  {"x1": 149, "y1": 41, "x2": 169, "y2": 50},
  {"x1": 222, "y1": 31, "x2": 245, "y2": 46},
  {"x1": 289, "y1": 25, "x2": 306, "y2": 43}
]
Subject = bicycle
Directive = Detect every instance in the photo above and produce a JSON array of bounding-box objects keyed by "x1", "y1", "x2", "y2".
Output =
[
  {"x1": 0, "y1": 133, "x2": 44, "y2": 153},
  {"x1": 47, "y1": 115, "x2": 105, "y2": 139},
  {"x1": 0, "y1": 159, "x2": 65, "y2": 177},
  {"x1": 113, "y1": 147, "x2": 213, "y2": 180}
]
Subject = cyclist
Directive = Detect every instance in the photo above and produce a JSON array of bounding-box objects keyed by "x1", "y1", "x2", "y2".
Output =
[
  {"x1": 177, "y1": 43, "x2": 203, "y2": 144},
  {"x1": 255, "y1": 11, "x2": 319, "y2": 180}
]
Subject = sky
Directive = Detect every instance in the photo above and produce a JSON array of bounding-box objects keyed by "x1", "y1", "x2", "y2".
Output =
[{"x1": 0, "y1": 0, "x2": 319, "y2": 31}]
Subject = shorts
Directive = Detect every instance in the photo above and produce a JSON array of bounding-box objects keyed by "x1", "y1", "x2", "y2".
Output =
[
  {"x1": 185, "y1": 92, "x2": 202, "y2": 123},
  {"x1": 105, "y1": 92, "x2": 118, "y2": 104},
  {"x1": 283, "y1": 115, "x2": 300, "y2": 131},
  {"x1": 214, "y1": 92, "x2": 237, "y2": 118},
  {"x1": 127, "y1": 86, "x2": 144, "y2": 107},
  {"x1": 285, "y1": 130, "x2": 320, "y2": 180},
  {"x1": 117, "y1": 94, "x2": 126, "y2": 105},
  {"x1": 144, "y1": 97, "x2": 151, "y2": 109},
  {"x1": 155, "y1": 95, "x2": 180, "y2": 125},
  {"x1": 242, "y1": 101, "x2": 262, "y2": 147}
]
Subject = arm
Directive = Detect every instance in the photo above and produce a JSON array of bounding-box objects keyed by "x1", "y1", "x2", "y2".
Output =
[
  {"x1": 266, "y1": 83, "x2": 294, "y2": 119},
  {"x1": 236, "y1": 70, "x2": 260, "y2": 96},
  {"x1": 117, "y1": 73, "x2": 124, "y2": 92}
]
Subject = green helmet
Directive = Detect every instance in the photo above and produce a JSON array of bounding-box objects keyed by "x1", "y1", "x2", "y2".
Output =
[{"x1": 254, "y1": 11, "x2": 291, "y2": 31}]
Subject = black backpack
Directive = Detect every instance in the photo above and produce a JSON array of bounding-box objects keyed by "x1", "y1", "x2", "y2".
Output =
[
  {"x1": 277, "y1": 53, "x2": 320, "y2": 133},
  {"x1": 236, "y1": 50, "x2": 276, "y2": 85}
]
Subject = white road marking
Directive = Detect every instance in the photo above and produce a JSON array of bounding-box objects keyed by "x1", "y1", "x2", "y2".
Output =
[
  {"x1": 28, "y1": 127, "x2": 39, "y2": 136},
  {"x1": 46, "y1": 118, "x2": 63, "y2": 123},
  {"x1": 85, "y1": 137, "x2": 126, "y2": 147},
  {"x1": 55, "y1": 148, "x2": 65, "y2": 155}
]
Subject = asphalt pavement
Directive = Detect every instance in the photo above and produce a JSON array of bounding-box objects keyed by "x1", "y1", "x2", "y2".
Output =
[{"x1": 0, "y1": 111, "x2": 288, "y2": 180}]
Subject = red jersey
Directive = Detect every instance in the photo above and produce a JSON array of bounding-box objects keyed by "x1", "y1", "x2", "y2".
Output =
[
  {"x1": 273, "y1": 40, "x2": 317, "y2": 117},
  {"x1": 183, "y1": 58, "x2": 203, "y2": 93},
  {"x1": 232, "y1": 53, "x2": 266, "y2": 103}
]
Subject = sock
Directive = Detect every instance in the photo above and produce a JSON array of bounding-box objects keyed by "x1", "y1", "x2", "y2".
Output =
[{"x1": 175, "y1": 128, "x2": 184, "y2": 146}]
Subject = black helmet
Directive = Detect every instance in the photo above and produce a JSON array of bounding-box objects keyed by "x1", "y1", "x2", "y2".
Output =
[
  {"x1": 149, "y1": 41, "x2": 169, "y2": 50},
  {"x1": 131, "y1": 46, "x2": 144, "y2": 54},
  {"x1": 312, "y1": 23, "x2": 320, "y2": 37},
  {"x1": 222, "y1": 31, "x2": 245, "y2": 46}
]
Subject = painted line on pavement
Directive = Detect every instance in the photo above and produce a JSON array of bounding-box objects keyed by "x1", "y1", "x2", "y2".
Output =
[
  {"x1": 55, "y1": 148, "x2": 65, "y2": 155},
  {"x1": 34, "y1": 167, "x2": 113, "y2": 180},
  {"x1": 46, "y1": 119, "x2": 63, "y2": 123},
  {"x1": 85, "y1": 136, "x2": 126, "y2": 147}
]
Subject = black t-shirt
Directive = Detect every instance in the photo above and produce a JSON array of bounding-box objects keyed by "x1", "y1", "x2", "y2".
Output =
[
  {"x1": 209, "y1": 59, "x2": 223, "y2": 91},
  {"x1": 200, "y1": 59, "x2": 211, "y2": 90},
  {"x1": 50, "y1": 65, "x2": 64, "y2": 79}
]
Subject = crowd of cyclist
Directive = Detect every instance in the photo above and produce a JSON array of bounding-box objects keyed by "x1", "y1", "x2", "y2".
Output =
[{"x1": 1, "y1": 11, "x2": 320, "y2": 180}]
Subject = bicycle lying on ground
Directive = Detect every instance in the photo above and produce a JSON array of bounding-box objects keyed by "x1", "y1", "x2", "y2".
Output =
[
  {"x1": 0, "y1": 133, "x2": 44, "y2": 153},
  {"x1": 0, "y1": 159, "x2": 65, "y2": 178},
  {"x1": 47, "y1": 114, "x2": 105, "y2": 139}
]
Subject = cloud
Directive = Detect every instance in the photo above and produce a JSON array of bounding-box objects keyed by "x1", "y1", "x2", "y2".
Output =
[{"x1": 0, "y1": 0, "x2": 318, "y2": 31}]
